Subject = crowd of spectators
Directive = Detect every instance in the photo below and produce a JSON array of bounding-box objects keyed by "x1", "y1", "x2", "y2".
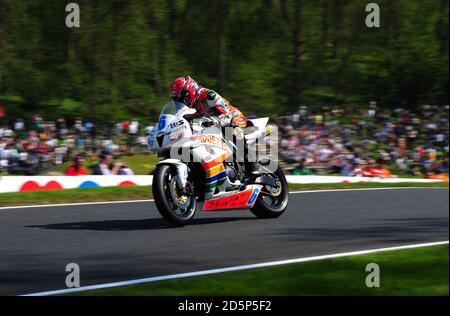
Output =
[
  {"x1": 275, "y1": 103, "x2": 449, "y2": 180},
  {"x1": 1, "y1": 104, "x2": 449, "y2": 180},
  {"x1": 0, "y1": 115, "x2": 154, "y2": 175}
]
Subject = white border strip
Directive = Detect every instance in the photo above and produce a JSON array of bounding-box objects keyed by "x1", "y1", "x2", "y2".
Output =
[
  {"x1": 23, "y1": 240, "x2": 449, "y2": 296},
  {"x1": 1, "y1": 186, "x2": 447, "y2": 211}
]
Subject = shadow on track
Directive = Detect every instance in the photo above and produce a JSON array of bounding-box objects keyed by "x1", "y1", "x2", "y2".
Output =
[{"x1": 25, "y1": 217, "x2": 256, "y2": 231}]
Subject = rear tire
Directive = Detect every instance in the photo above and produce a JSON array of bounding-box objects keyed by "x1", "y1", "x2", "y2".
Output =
[
  {"x1": 250, "y1": 166, "x2": 289, "y2": 219},
  {"x1": 153, "y1": 164, "x2": 197, "y2": 227}
]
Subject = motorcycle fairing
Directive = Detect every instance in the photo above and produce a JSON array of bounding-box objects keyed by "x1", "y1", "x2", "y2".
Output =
[
  {"x1": 192, "y1": 132, "x2": 265, "y2": 211},
  {"x1": 191, "y1": 133, "x2": 234, "y2": 197},
  {"x1": 204, "y1": 163, "x2": 228, "y2": 193},
  {"x1": 245, "y1": 117, "x2": 269, "y2": 144},
  {"x1": 202, "y1": 184, "x2": 262, "y2": 211},
  {"x1": 149, "y1": 102, "x2": 271, "y2": 213}
]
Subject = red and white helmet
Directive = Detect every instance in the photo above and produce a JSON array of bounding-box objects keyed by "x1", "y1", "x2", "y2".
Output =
[{"x1": 170, "y1": 76, "x2": 200, "y2": 107}]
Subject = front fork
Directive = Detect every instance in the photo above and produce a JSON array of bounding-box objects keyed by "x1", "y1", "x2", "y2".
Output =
[
  {"x1": 175, "y1": 163, "x2": 189, "y2": 193},
  {"x1": 156, "y1": 160, "x2": 189, "y2": 193}
]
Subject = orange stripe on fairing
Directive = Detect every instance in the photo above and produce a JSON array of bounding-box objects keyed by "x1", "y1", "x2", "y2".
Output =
[
  {"x1": 205, "y1": 164, "x2": 225, "y2": 178},
  {"x1": 202, "y1": 151, "x2": 232, "y2": 170},
  {"x1": 203, "y1": 186, "x2": 258, "y2": 211}
]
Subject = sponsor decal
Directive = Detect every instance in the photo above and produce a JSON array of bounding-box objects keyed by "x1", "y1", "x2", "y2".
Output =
[
  {"x1": 192, "y1": 135, "x2": 228, "y2": 150},
  {"x1": 169, "y1": 120, "x2": 185, "y2": 129},
  {"x1": 247, "y1": 187, "x2": 260, "y2": 205},
  {"x1": 158, "y1": 115, "x2": 167, "y2": 130},
  {"x1": 203, "y1": 185, "x2": 261, "y2": 211},
  {"x1": 201, "y1": 152, "x2": 232, "y2": 170},
  {"x1": 169, "y1": 130, "x2": 185, "y2": 141},
  {"x1": 201, "y1": 155, "x2": 213, "y2": 163}
]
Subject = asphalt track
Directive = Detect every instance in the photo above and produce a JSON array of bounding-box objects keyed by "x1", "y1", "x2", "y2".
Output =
[{"x1": 0, "y1": 188, "x2": 448, "y2": 296}]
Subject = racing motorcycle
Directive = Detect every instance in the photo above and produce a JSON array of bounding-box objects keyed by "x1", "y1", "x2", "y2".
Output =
[{"x1": 148, "y1": 100, "x2": 289, "y2": 226}]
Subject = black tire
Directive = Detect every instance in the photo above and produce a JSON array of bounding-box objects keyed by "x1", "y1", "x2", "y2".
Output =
[
  {"x1": 250, "y1": 166, "x2": 289, "y2": 219},
  {"x1": 153, "y1": 164, "x2": 197, "y2": 227}
]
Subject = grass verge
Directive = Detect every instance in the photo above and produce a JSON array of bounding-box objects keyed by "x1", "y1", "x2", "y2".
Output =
[
  {"x1": 71, "y1": 244, "x2": 449, "y2": 296},
  {"x1": 0, "y1": 182, "x2": 447, "y2": 207}
]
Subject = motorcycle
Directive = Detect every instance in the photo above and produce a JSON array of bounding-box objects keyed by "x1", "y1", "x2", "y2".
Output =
[{"x1": 148, "y1": 100, "x2": 289, "y2": 226}]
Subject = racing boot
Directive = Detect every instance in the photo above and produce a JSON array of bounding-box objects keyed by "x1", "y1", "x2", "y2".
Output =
[
  {"x1": 244, "y1": 139, "x2": 262, "y2": 178},
  {"x1": 246, "y1": 161, "x2": 263, "y2": 178}
]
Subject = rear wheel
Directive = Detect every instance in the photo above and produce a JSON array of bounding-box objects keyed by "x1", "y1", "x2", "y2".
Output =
[
  {"x1": 153, "y1": 164, "x2": 197, "y2": 226},
  {"x1": 250, "y1": 166, "x2": 289, "y2": 219}
]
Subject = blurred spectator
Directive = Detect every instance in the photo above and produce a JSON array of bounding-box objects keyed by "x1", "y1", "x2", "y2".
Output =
[
  {"x1": 117, "y1": 164, "x2": 135, "y2": 175},
  {"x1": 367, "y1": 160, "x2": 392, "y2": 178},
  {"x1": 348, "y1": 159, "x2": 371, "y2": 177},
  {"x1": 292, "y1": 159, "x2": 313, "y2": 175},
  {"x1": 129, "y1": 120, "x2": 139, "y2": 135},
  {"x1": 90, "y1": 150, "x2": 135, "y2": 175},
  {"x1": 65, "y1": 154, "x2": 88, "y2": 176},
  {"x1": 14, "y1": 119, "x2": 25, "y2": 132},
  {"x1": 92, "y1": 151, "x2": 114, "y2": 175}
]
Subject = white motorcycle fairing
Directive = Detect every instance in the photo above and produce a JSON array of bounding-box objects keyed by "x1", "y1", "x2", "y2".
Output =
[{"x1": 149, "y1": 101, "x2": 268, "y2": 211}]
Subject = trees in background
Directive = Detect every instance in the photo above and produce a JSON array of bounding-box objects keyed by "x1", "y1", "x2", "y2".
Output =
[{"x1": 0, "y1": 0, "x2": 448, "y2": 122}]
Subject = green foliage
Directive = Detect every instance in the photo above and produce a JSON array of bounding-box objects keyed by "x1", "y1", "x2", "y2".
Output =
[
  {"x1": 0, "y1": 0, "x2": 448, "y2": 122},
  {"x1": 75, "y1": 244, "x2": 449, "y2": 296}
]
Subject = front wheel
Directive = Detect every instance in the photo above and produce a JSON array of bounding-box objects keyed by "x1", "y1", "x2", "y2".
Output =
[
  {"x1": 153, "y1": 164, "x2": 197, "y2": 226},
  {"x1": 250, "y1": 166, "x2": 289, "y2": 219}
]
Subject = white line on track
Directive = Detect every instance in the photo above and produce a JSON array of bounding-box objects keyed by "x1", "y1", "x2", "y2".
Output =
[
  {"x1": 22, "y1": 240, "x2": 449, "y2": 296},
  {"x1": 0, "y1": 186, "x2": 447, "y2": 211},
  {"x1": 0, "y1": 199, "x2": 154, "y2": 211}
]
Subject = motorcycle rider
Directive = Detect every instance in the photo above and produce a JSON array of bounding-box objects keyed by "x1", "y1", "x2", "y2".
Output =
[{"x1": 169, "y1": 76, "x2": 261, "y2": 176}]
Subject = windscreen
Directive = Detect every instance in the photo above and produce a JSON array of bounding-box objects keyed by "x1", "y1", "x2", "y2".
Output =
[{"x1": 160, "y1": 100, "x2": 187, "y2": 116}]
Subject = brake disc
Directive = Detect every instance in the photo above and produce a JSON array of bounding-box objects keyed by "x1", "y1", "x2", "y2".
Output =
[{"x1": 169, "y1": 177, "x2": 191, "y2": 209}]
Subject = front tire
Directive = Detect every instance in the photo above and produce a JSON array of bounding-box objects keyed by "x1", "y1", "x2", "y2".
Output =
[
  {"x1": 153, "y1": 164, "x2": 197, "y2": 226},
  {"x1": 250, "y1": 166, "x2": 289, "y2": 219}
]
